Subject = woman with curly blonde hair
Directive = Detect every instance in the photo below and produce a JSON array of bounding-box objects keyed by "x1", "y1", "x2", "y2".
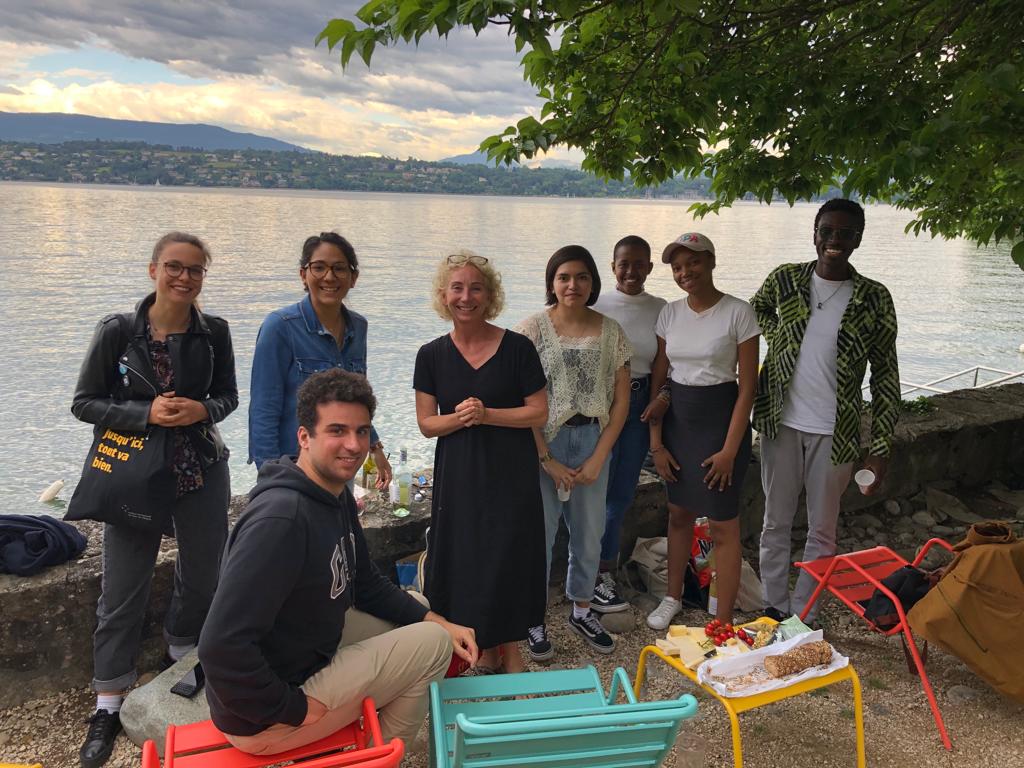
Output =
[{"x1": 413, "y1": 251, "x2": 549, "y2": 673}]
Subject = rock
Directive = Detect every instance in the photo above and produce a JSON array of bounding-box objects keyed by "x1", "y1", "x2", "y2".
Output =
[
  {"x1": 120, "y1": 651, "x2": 210, "y2": 750},
  {"x1": 932, "y1": 524, "x2": 955, "y2": 535},
  {"x1": 883, "y1": 500, "x2": 901, "y2": 516},
  {"x1": 987, "y1": 487, "x2": 1024, "y2": 508},
  {"x1": 868, "y1": 702, "x2": 892, "y2": 716},
  {"x1": 926, "y1": 487, "x2": 984, "y2": 525},
  {"x1": 600, "y1": 610, "x2": 637, "y2": 634},
  {"x1": 0, "y1": 730, "x2": 10, "y2": 747},
  {"x1": 946, "y1": 684, "x2": 981, "y2": 703},
  {"x1": 912, "y1": 511, "x2": 937, "y2": 527},
  {"x1": 851, "y1": 513, "x2": 883, "y2": 529}
]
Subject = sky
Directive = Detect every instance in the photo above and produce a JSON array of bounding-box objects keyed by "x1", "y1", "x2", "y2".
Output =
[{"x1": 0, "y1": 1, "x2": 554, "y2": 160}]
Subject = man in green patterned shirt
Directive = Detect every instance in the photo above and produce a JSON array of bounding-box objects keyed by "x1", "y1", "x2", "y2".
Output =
[{"x1": 751, "y1": 198, "x2": 900, "y2": 621}]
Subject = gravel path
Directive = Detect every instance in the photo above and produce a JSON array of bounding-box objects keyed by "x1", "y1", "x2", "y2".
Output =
[{"x1": 3, "y1": 597, "x2": 1022, "y2": 768}]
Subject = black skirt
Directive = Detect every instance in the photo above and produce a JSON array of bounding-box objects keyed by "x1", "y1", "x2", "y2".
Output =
[{"x1": 662, "y1": 381, "x2": 751, "y2": 521}]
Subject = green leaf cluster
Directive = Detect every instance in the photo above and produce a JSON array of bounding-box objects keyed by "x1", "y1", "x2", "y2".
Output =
[{"x1": 319, "y1": 1, "x2": 1024, "y2": 269}]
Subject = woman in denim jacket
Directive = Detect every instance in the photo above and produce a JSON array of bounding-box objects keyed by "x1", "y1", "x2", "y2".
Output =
[{"x1": 248, "y1": 232, "x2": 391, "y2": 486}]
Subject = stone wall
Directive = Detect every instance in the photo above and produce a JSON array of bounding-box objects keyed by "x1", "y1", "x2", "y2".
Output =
[{"x1": 1, "y1": 383, "x2": 1022, "y2": 708}]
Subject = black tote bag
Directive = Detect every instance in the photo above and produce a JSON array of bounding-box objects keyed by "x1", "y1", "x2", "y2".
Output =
[{"x1": 65, "y1": 425, "x2": 175, "y2": 532}]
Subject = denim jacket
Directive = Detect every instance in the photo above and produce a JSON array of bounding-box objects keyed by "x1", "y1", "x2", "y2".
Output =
[{"x1": 248, "y1": 295, "x2": 377, "y2": 466}]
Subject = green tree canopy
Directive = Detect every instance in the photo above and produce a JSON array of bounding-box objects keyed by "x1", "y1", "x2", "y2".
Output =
[{"x1": 320, "y1": 1, "x2": 1024, "y2": 268}]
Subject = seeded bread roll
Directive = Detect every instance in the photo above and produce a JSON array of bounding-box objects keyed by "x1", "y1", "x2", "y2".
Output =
[{"x1": 764, "y1": 640, "x2": 833, "y2": 677}]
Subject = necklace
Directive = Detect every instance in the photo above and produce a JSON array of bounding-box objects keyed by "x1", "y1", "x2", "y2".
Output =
[{"x1": 813, "y1": 281, "x2": 846, "y2": 309}]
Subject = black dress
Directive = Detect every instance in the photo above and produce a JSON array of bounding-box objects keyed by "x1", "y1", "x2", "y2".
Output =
[{"x1": 413, "y1": 330, "x2": 548, "y2": 648}]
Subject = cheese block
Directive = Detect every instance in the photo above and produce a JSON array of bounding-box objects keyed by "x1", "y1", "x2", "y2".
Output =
[{"x1": 668, "y1": 625, "x2": 689, "y2": 637}]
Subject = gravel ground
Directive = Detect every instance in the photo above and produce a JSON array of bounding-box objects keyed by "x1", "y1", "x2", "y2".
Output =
[{"x1": 3, "y1": 594, "x2": 1022, "y2": 768}]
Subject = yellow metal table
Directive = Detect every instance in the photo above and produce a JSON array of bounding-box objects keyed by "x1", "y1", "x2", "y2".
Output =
[{"x1": 634, "y1": 645, "x2": 866, "y2": 768}]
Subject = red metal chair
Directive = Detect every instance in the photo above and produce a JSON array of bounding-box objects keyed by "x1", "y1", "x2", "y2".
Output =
[
  {"x1": 140, "y1": 697, "x2": 403, "y2": 767},
  {"x1": 795, "y1": 538, "x2": 955, "y2": 751}
]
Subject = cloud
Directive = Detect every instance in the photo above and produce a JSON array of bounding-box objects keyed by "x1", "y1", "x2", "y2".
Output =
[
  {"x1": 0, "y1": 1, "x2": 550, "y2": 158},
  {"x1": 0, "y1": 2, "x2": 535, "y2": 115},
  {"x1": 0, "y1": 76, "x2": 529, "y2": 159}
]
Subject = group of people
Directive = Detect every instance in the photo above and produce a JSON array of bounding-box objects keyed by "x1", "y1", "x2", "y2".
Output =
[{"x1": 70, "y1": 197, "x2": 900, "y2": 768}]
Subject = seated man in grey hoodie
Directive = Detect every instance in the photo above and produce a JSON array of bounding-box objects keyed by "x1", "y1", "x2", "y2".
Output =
[{"x1": 199, "y1": 369, "x2": 477, "y2": 754}]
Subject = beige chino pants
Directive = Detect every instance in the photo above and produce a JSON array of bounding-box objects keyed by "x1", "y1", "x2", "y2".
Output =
[{"x1": 227, "y1": 593, "x2": 452, "y2": 755}]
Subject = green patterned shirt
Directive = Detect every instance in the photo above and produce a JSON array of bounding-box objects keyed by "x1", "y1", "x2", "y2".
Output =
[{"x1": 751, "y1": 261, "x2": 900, "y2": 465}]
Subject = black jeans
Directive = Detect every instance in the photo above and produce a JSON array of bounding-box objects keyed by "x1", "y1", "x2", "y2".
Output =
[{"x1": 92, "y1": 460, "x2": 229, "y2": 691}]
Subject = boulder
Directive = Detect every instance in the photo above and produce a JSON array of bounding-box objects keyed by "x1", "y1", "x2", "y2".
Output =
[
  {"x1": 850, "y1": 513, "x2": 883, "y2": 529},
  {"x1": 883, "y1": 500, "x2": 901, "y2": 516},
  {"x1": 912, "y1": 511, "x2": 937, "y2": 528},
  {"x1": 120, "y1": 651, "x2": 209, "y2": 751},
  {"x1": 600, "y1": 609, "x2": 638, "y2": 634},
  {"x1": 926, "y1": 487, "x2": 983, "y2": 525}
]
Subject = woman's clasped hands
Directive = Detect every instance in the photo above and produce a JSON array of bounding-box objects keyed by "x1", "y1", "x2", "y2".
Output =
[
  {"x1": 454, "y1": 396, "x2": 487, "y2": 427},
  {"x1": 148, "y1": 390, "x2": 209, "y2": 427}
]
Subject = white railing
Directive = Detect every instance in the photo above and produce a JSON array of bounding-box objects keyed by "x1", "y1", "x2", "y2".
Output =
[{"x1": 862, "y1": 366, "x2": 1024, "y2": 397}]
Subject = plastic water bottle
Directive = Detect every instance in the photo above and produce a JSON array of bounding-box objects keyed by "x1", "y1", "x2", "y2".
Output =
[{"x1": 397, "y1": 447, "x2": 412, "y2": 506}]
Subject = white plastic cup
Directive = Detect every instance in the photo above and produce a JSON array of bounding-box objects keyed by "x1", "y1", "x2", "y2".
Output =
[
  {"x1": 854, "y1": 468, "x2": 876, "y2": 494},
  {"x1": 557, "y1": 482, "x2": 571, "y2": 502}
]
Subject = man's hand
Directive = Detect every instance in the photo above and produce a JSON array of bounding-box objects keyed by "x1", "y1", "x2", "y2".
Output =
[
  {"x1": 861, "y1": 455, "x2": 888, "y2": 495},
  {"x1": 302, "y1": 694, "x2": 327, "y2": 726},
  {"x1": 424, "y1": 611, "x2": 479, "y2": 667}
]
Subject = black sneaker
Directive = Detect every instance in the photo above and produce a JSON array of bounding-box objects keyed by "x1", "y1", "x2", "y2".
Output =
[
  {"x1": 567, "y1": 609, "x2": 615, "y2": 654},
  {"x1": 591, "y1": 572, "x2": 629, "y2": 614},
  {"x1": 527, "y1": 624, "x2": 554, "y2": 662},
  {"x1": 80, "y1": 709, "x2": 122, "y2": 768}
]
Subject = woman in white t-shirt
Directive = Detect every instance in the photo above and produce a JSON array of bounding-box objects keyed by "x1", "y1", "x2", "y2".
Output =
[
  {"x1": 643, "y1": 233, "x2": 761, "y2": 630},
  {"x1": 516, "y1": 245, "x2": 631, "y2": 661}
]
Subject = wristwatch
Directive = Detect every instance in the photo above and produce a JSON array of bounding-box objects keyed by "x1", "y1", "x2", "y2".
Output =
[{"x1": 539, "y1": 451, "x2": 554, "y2": 464}]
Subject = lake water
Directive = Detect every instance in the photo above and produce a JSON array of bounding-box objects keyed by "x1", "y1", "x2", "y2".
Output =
[{"x1": 1, "y1": 182, "x2": 1022, "y2": 514}]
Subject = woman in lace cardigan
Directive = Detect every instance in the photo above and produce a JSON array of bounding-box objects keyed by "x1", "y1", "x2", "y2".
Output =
[{"x1": 515, "y1": 245, "x2": 631, "y2": 662}]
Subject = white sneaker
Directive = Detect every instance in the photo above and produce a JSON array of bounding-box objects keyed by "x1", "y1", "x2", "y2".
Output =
[{"x1": 646, "y1": 596, "x2": 682, "y2": 630}]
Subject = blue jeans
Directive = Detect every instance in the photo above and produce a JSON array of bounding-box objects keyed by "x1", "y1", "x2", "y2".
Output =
[
  {"x1": 539, "y1": 422, "x2": 611, "y2": 605},
  {"x1": 600, "y1": 376, "x2": 650, "y2": 563}
]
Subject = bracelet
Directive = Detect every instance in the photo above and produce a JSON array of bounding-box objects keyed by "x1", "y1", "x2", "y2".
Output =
[
  {"x1": 539, "y1": 451, "x2": 554, "y2": 464},
  {"x1": 650, "y1": 445, "x2": 664, "y2": 454},
  {"x1": 372, "y1": 440, "x2": 384, "y2": 452}
]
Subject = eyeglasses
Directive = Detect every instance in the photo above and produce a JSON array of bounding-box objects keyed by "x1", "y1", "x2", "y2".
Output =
[
  {"x1": 815, "y1": 225, "x2": 862, "y2": 241},
  {"x1": 304, "y1": 260, "x2": 355, "y2": 278},
  {"x1": 161, "y1": 261, "x2": 207, "y2": 280},
  {"x1": 446, "y1": 253, "x2": 489, "y2": 266}
]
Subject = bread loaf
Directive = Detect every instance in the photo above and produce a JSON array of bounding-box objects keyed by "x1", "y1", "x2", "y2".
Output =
[{"x1": 764, "y1": 640, "x2": 833, "y2": 678}]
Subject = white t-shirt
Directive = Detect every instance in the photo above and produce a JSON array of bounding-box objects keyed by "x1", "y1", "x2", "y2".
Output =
[
  {"x1": 780, "y1": 272, "x2": 854, "y2": 434},
  {"x1": 656, "y1": 294, "x2": 761, "y2": 386},
  {"x1": 593, "y1": 289, "x2": 666, "y2": 376}
]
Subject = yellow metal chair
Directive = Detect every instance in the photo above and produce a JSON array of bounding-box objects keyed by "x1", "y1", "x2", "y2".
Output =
[{"x1": 634, "y1": 645, "x2": 866, "y2": 768}]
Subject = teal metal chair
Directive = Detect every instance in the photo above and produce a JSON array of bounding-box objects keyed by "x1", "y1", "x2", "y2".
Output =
[{"x1": 429, "y1": 666, "x2": 698, "y2": 768}]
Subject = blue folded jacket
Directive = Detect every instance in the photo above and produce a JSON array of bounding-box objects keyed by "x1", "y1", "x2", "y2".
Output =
[{"x1": 0, "y1": 514, "x2": 87, "y2": 576}]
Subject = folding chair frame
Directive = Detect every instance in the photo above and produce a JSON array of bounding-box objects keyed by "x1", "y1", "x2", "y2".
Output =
[
  {"x1": 140, "y1": 697, "x2": 403, "y2": 768},
  {"x1": 795, "y1": 537, "x2": 955, "y2": 750}
]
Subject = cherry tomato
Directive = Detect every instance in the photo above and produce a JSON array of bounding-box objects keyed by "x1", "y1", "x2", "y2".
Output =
[
  {"x1": 705, "y1": 626, "x2": 714, "y2": 637},
  {"x1": 744, "y1": 635, "x2": 755, "y2": 646},
  {"x1": 710, "y1": 619, "x2": 721, "y2": 629},
  {"x1": 726, "y1": 630, "x2": 735, "y2": 639},
  {"x1": 736, "y1": 629, "x2": 748, "y2": 642},
  {"x1": 724, "y1": 624, "x2": 734, "y2": 632}
]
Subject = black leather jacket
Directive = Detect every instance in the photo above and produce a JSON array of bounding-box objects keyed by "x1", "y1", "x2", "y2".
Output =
[{"x1": 71, "y1": 293, "x2": 238, "y2": 466}]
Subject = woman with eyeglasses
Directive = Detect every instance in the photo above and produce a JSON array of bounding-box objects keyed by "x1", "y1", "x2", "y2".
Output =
[
  {"x1": 643, "y1": 233, "x2": 760, "y2": 631},
  {"x1": 414, "y1": 251, "x2": 548, "y2": 673},
  {"x1": 248, "y1": 232, "x2": 391, "y2": 487},
  {"x1": 71, "y1": 232, "x2": 237, "y2": 768},
  {"x1": 515, "y1": 245, "x2": 632, "y2": 661}
]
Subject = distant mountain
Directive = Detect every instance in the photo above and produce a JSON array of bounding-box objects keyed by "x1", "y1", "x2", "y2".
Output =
[
  {"x1": 442, "y1": 151, "x2": 498, "y2": 166},
  {"x1": 0, "y1": 112, "x2": 308, "y2": 152},
  {"x1": 442, "y1": 150, "x2": 579, "y2": 170}
]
